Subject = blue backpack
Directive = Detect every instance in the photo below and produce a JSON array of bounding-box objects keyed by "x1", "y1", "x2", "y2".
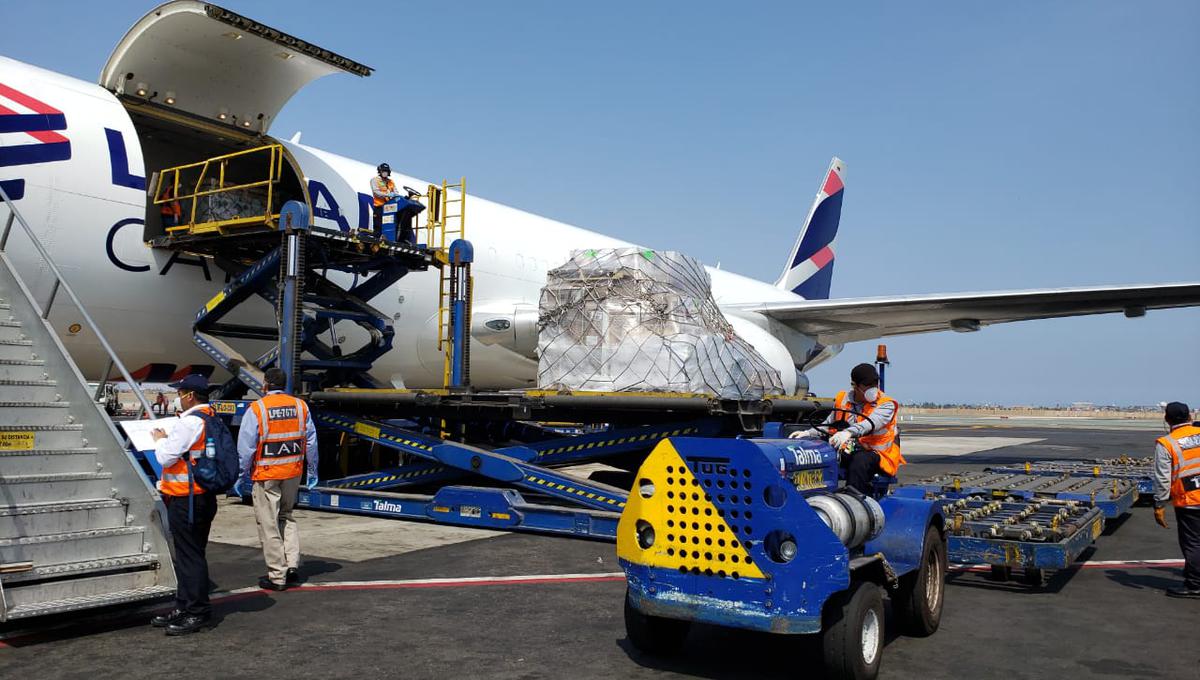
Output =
[{"x1": 187, "y1": 411, "x2": 240, "y2": 494}]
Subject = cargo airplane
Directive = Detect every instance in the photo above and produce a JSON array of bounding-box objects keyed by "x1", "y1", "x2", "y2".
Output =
[{"x1": 1, "y1": 2, "x2": 1197, "y2": 394}]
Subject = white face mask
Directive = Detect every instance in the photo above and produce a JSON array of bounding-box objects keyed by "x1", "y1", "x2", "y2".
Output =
[{"x1": 862, "y1": 387, "x2": 879, "y2": 402}]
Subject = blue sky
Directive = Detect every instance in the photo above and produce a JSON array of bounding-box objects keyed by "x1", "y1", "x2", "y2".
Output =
[{"x1": 4, "y1": 1, "x2": 1198, "y2": 405}]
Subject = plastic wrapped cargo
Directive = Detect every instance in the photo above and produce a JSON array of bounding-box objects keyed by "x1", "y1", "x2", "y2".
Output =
[{"x1": 537, "y1": 248, "x2": 784, "y2": 399}]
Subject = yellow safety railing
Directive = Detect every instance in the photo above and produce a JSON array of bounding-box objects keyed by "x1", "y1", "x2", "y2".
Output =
[
  {"x1": 425, "y1": 178, "x2": 468, "y2": 388},
  {"x1": 153, "y1": 144, "x2": 286, "y2": 236}
]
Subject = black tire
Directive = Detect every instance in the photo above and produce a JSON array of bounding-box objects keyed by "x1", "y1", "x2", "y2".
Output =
[
  {"x1": 988, "y1": 565, "x2": 1012, "y2": 582},
  {"x1": 1021, "y1": 567, "x2": 1046, "y2": 587},
  {"x1": 624, "y1": 591, "x2": 689, "y2": 654},
  {"x1": 822, "y1": 580, "x2": 885, "y2": 680},
  {"x1": 892, "y1": 524, "x2": 947, "y2": 637}
]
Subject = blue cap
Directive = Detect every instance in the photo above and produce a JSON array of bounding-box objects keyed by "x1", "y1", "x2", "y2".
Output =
[{"x1": 169, "y1": 374, "x2": 210, "y2": 393}]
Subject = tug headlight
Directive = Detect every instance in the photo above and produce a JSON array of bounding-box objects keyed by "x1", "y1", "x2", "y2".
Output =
[{"x1": 636, "y1": 520, "x2": 655, "y2": 549}]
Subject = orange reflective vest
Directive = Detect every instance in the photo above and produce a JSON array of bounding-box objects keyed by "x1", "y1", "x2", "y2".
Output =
[
  {"x1": 833, "y1": 390, "x2": 905, "y2": 476},
  {"x1": 371, "y1": 176, "x2": 396, "y2": 207},
  {"x1": 249, "y1": 393, "x2": 309, "y2": 481},
  {"x1": 158, "y1": 406, "x2": 214, "y2": 496},
  {"x1": 1159, "y1": 424, "x2": 1200, "y2": 508},
  {"x1": 159, "y1": 186, "x2": 181, "y2": 219}
]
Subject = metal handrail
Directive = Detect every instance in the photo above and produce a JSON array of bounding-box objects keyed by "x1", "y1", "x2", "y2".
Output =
[
  {"x1": 0, "y1": 184, "x2": 156, "y2": 420},
  {"x1": 153, "y1": 144, "x2": 284, "y2": 235}
]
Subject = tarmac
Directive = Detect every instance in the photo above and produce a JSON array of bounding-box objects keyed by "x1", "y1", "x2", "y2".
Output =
[{"x1": 1, "y1": 420, "x2": 1195, "y2": 680}]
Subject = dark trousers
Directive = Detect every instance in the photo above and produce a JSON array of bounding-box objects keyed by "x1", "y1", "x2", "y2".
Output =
[
  {"x1": 166, "y1": 491, "x2": 219, "y2": 616},
  {"x1": 844, "y1": 449, "x2": 882, "y2": 496},
  {"x1": 371, "y1": 205, "x2": 382, "y2": 234},
  {"x1": 1176, "y1": 507, "x2": 1200, "y2": 589}
]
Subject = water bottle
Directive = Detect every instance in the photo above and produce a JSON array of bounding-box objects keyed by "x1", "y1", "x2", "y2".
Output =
[{"x1": 205, "y1": 436, "x2": 216, "y2": 459}]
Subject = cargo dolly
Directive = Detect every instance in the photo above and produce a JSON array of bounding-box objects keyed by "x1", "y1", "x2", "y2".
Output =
[
  {"x1": 987, "y1": 457, "x2": 1155, "y2": 498},
  {"x1": 891, "y1": 488, "x2": 1105, "y2": 586},
  {"x1": 898, "y1": 470, "x2": 1137, "y2": 518}
]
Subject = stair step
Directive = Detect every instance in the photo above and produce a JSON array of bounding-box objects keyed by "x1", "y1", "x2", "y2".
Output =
[
  {"x1": 4, "y1": 575, "x2": 174, "y2": 620},
  {"x1": 0, "y1": 379, "x2": 60, "y2": 402},
  {"x1": 0, "y1": 447, "x2": 100, "y2": 476},
  {"x1": 0, "y1": 425, "x2": 85, "y2": 450},
  {"x1": 0, "y1": 339, "x2": 34, "y2": 361},
  {"x1": 0, "y1": 401, "x2": 73, "y2": 427},
  {"x1": 0, "y1": 358, "x2": 48, "y2": 381},
  {"x1": 0, "y1": 322, "x2": 23, "y2": 341},
  {"x1": 0, "y1": 525, "x2": 146, "y2": 565},
  {"x1": 0, "y1": 423, "x2": 85, "y2": 449},
  {"x1": 0, "y1": 470, "x2": 113, "y2": 504},
  {"x1": 2, "y1": 552, "x2": 159, "y2": 584},
  {"x1": 0, "y1": 498, "x2": 125, "y2": 539}
]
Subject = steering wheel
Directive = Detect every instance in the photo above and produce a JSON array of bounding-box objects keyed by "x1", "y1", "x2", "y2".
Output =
[
  {"x1": 402, "y1": 186, "x2": 423, "y2": 199},
  {"x1": 801, "y1": 407, "x2": 861, "y2": 438}
]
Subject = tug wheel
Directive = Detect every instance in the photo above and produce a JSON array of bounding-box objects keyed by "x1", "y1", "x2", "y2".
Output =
[
  {"x1": 623, "y1": 590, "x2": 689, "y2": 654},
  {"x1": 892, "y1": 523, "x2": 947, "y2": 637},
  {"x1": 821, "y1": 580, "x2": 885, "y2": 680}
]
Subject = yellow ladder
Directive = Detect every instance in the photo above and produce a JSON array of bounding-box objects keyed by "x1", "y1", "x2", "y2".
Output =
[{"x1": 425, "y1": 178, "x2": 467, "y2": 387}]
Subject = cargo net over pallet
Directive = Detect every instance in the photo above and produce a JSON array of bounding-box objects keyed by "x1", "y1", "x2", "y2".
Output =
[{"x1": 537, "y1": 248, "x2": 783, "y2": 400}]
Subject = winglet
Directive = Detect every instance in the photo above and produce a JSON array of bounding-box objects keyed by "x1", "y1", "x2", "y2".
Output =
[{"x1": 775, "y1": 157, "x2": 845, "y2": 299}]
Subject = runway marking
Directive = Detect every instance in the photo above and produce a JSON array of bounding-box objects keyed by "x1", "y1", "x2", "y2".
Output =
[
  {"x1": 284, "y1": 572, "x2": 628, "y2": 592},
  {"x1": 951, "y1": 558, "x2": 1185, "y2": 573},
  {"x1": 901, "y1": 435, "x2": 1043, "y2": 458}
]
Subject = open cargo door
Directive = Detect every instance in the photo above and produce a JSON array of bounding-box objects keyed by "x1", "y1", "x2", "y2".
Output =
[{"x1": 100, "y1": 1, "x2": 371, "y2": 133}]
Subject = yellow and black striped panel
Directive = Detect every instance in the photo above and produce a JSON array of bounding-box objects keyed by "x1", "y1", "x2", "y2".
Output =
[
  {"x1": 535, "y1": 426, "x2": 699, "y2": 458},
  {"x1": 523, "y1": 473, "x2": 626, "y2": 508},
  {"x1": 617, "y1": 439, "x2": 764, "y2": 579}
]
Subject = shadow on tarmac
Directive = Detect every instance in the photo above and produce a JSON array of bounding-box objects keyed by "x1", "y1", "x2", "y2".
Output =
[
  {"x1": 294, "y1": 558, "x2": 344, "y2": 583},
  {"x1": 0, "y1": 591, "x2": 278, "y2": 648},
  {"x1": 1101, "y1": 566, "x2": 1184, "y2": 592},
  {"x1": 613, "y1": 603, "x2": 907, "y2": 680}
]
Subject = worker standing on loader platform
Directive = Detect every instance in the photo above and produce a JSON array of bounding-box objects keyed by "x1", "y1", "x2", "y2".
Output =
[
  {"x1": 237, "y1": 368, "x2": 319, "y2": 591},
  {"x1": 369, "y1": 162, "x2": 399, "y2": 237},
  {"x1": 159, "y1": 184, "x2": 182, "y2": 229},
  {"x1": 789, "y1": 363, "x2": 905, "y2": 495},
  {"x1": 1152, "y1": 401, "x2": 1200, "y2": 599},
  {"x1": 148, "y1": 374, "x2": 220, "y2": 635}
]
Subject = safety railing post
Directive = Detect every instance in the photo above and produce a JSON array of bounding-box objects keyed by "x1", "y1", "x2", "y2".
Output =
[
  {"x1": 94, "y1": 358, "x2": 114, "y2": 401},
  {"x1": 42, "y1": 279, "x2": 60, "y2": 319},
  {"x1": 1, "y1": 212, "x2": 13, "y2": 252}
]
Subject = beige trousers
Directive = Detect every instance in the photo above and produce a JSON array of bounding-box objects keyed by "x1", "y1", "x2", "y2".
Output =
[{"x1": 252, "y1": 475, "x2": 301, "y2": 584}]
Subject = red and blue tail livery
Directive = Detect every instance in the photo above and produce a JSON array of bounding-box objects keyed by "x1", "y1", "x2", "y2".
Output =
[
  {"x1": 0, "y1": 82, "x2": 71, "y2": 200},
  {"x1": 776, "y1": 157, "x2": 844, "y2": 300}
]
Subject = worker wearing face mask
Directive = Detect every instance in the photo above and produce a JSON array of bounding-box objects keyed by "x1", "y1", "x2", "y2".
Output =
[
  {"x1": 1151, "y1": 401, "x2": 1200, "y2": 599},
  {"x1": 369, "y1": 162, "x2": 399, "y2": 238},
  {"x1": 789, "y1": 363, "x2": 905, "y2": 495}
]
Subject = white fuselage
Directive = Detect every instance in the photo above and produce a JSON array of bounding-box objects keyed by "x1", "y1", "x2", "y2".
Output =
[{"x1": 0, "y1": 56, "x2": 816, "y2": 392}]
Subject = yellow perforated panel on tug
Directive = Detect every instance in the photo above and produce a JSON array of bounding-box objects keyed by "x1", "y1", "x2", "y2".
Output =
[{"x1": 617, "y1": 439, "x2": 764, "y2": 579}]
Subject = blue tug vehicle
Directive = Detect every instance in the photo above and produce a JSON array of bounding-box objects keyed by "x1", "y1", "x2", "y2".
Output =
[{"x1": 616, "y1": 432, "x2": 946, "y2": 680}]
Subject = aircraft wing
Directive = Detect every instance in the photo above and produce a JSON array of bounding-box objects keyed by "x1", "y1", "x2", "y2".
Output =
[{"x1": 726, "y1": 283, "x2": 1200, "y2": 345}]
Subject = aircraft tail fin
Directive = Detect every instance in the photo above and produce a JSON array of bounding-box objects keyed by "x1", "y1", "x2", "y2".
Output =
[{"x1": 775, "y1": 157, "x2": 845, "y2": 300}]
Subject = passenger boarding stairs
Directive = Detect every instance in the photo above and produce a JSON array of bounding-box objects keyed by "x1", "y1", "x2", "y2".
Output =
[{"x1": 0, "y1": 190, "x2": 175, "y2": 621}]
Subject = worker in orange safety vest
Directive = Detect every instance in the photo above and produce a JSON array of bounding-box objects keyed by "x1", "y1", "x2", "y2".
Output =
[
  {"x1": 1152, "y1": 401, "x2": 1200, "y2": 598},
  {"x1": 789, "y1": 363, "x2": 905, "y2": 495},
  {"x1": 148, "y1": 374, "x2": 219, "y2": 635},
  {"x1": 237, "y1": 368, "x2": 318, "y2": 591},
  {"x1": 159, "y1": 183, "x2": 182, "y2": 228}
]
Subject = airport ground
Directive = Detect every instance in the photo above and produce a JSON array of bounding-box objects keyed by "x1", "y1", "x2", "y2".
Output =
[{"x1": 0, "y1": 420, "x2": 1194, "y2": 680}]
